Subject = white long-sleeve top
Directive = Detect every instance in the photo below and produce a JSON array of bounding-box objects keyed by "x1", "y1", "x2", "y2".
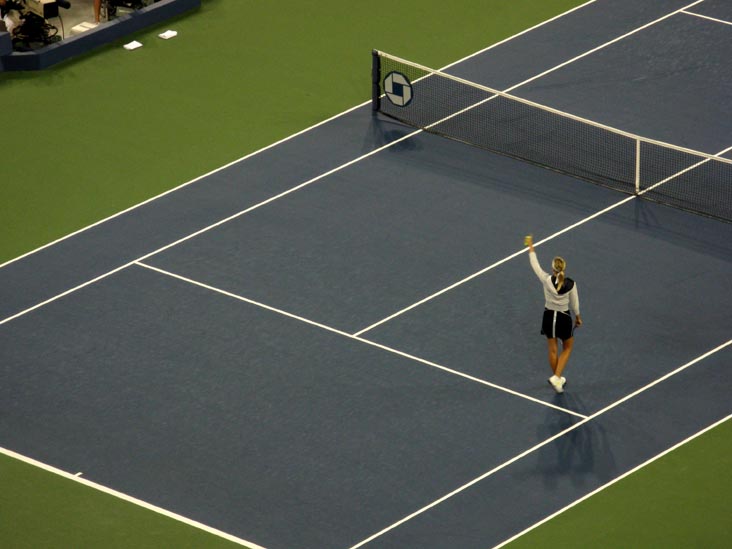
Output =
[{"x1": 529, "y1": 250, "x2": 580, "y2": 316}]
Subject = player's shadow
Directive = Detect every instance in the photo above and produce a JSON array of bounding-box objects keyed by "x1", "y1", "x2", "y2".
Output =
[{"x1": 533, "y1": 392, "x2": 617, "y2": 491}]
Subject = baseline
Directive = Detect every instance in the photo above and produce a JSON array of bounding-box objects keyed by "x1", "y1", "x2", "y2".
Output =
[{"x1": 0, "y1": 447, "x2": 263, "y2": 549}]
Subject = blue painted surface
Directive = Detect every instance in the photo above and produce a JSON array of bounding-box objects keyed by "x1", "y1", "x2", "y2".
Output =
[
  {"x1": 0, "y1": 110, "x2": 410, "y2": 320},
  {"x1": 366, "y1": 347, "x2": 732, "y2": 548},
  {"x1": 1, "y1": 1, "x2": 730, "y2": 547},
  {"x1": 0, "y1": 264, "x2": 577, "y2": 548},
  {"x1": 690, "y1": 0, "x2": 732, "y2": 20}
]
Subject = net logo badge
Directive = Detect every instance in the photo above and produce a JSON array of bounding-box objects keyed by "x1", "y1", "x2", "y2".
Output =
[{"x1": 384, "y1": 71, "x2": 413, "y2": 107}]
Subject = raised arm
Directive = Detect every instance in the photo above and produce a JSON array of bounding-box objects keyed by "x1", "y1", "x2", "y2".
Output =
[{"x1": 525, "y1": 235, "x2": 547, "y2": 280}]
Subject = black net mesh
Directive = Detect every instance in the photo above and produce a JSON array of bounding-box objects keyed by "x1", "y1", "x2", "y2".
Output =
[
  {"x1": 375, "y1": 51, "x2": 732, "y2": 223},
  {"x1": 638, "y1": 142, "x2": 732, "y2": 221}
]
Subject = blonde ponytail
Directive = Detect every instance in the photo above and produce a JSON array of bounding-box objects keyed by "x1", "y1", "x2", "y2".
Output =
[{"x1": 552, "y1": 257, "x2": 566, "y2": 291}]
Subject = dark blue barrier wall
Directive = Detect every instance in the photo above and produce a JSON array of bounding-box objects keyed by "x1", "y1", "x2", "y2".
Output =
[
  {"x1": 0, "y1": 31, "x2": 11, "y2": 58},
  {"x1": 0, "y1": 0, "x2": 200, "y2": 71}
]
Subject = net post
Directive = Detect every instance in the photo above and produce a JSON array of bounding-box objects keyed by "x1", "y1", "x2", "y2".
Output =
[
  {"x1": 371, "y1": 49, "x2": 381, "y2": 112},
  {"x1": 634, "y1": 138, "x2": 641, "y2": 194}
]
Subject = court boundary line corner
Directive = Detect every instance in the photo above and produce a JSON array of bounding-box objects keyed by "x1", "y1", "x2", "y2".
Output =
[{"x1": 0, "y1": 446, "x2": 268, "y2": 549}]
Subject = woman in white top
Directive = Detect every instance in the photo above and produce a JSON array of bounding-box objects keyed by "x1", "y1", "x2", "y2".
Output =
[{"x1": 526, "y1": 236, "x2": 582, "y2": 393}]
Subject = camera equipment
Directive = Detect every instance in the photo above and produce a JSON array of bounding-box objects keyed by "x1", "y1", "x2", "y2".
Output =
[
  {"x1": 2, "y1": 0, "x2": 25, "y2": 16},
  {"x1": 104, "y1": 0, "x2": 145, "y2": 20},
  {"x1": 11, "y1": 0, "x2": 71, "y2": 49},
  {"x1": 24, "y1": 0, "x2": 59, "y2": 19}
]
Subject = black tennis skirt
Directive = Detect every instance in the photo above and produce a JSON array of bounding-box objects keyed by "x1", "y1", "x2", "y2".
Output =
[{"x1": 541, "y1": 309, "x2": 574, "y2": 340}]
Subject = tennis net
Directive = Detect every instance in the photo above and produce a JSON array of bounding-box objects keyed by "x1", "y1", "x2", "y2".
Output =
[{"x1": 371, "y1": 50, "x2": 732, "y2": 223}]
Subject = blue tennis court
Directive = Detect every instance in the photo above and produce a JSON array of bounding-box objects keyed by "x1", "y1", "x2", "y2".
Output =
[{"x1": 1, "y1": 1, "x2": 731, "y2": 548}]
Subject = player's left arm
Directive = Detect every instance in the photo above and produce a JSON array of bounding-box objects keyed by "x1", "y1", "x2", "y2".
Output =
[{"x1": 570, "y1": 285, "x2": 582, "y2": 326}]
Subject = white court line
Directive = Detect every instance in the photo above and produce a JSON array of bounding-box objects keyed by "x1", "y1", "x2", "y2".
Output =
[
  {"x1": 353, "y1": 196, "x2": 635, "y2": 336},
  {"x1": 0, "y1": 4, "x2": 604, "y2": 543},
  {"x1": 0, "y1": 446, "x2": 267, "y2": 549},
  {"x1": 349, "y1": 338, "x2": 732, "y2": 549},
  {"x1": 2, "y1": 0, "x2": 688, "y2": 274},
  {"x1": 492, "y1": 413, "x2": 732, "y2": 548},
  {"x1": 0, "y1": 130, "x2": 421, "y2": 328},
  {"x1": 437, "y1": 0, "x2": 597, "y2": 73},
  {"x1": 0, "y1": 0, "x2": 702, "y2": 329},
  {"x1": 0, "y1": 2, "x2": 715, "y2": 545},
  {"x1": 640, "y1": 144, "x2": 732, "y2": 195},
  {"x1": 135, "y1": 261, "x2": 587, "y2": 419},
  {"x1": 500, "y1": 0, "x2": 705, "y2": 94},
  {"x1": 0, "y1": 1, "x2": 598, "y2": 272},
  {"x1": 681, "y1": 9, "x2": 732, "y2": 26},
  {"x1": 355, "y1": 138, "x2": 732, "y2": 337},
  {"x1": 0, "y1": 101, "x2": 360, "y2": 272}
]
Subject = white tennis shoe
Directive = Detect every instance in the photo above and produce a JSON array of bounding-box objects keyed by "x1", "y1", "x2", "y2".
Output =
[{"x1": 548, "y1": 375, "x2": 564, "y2": 393}]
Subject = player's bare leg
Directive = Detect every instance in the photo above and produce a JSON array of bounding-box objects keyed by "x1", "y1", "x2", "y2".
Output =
[
  {"x1": 547, "y1": 338, "x2": 559, "y2": 374},
  {"x1": 555, "y1": 337, "x2": 574, "y2": 378}
]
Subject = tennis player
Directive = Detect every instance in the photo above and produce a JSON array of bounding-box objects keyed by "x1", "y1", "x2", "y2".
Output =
[{"x1": 525, "y1": 236, "x2": 582, "y2": 393}]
